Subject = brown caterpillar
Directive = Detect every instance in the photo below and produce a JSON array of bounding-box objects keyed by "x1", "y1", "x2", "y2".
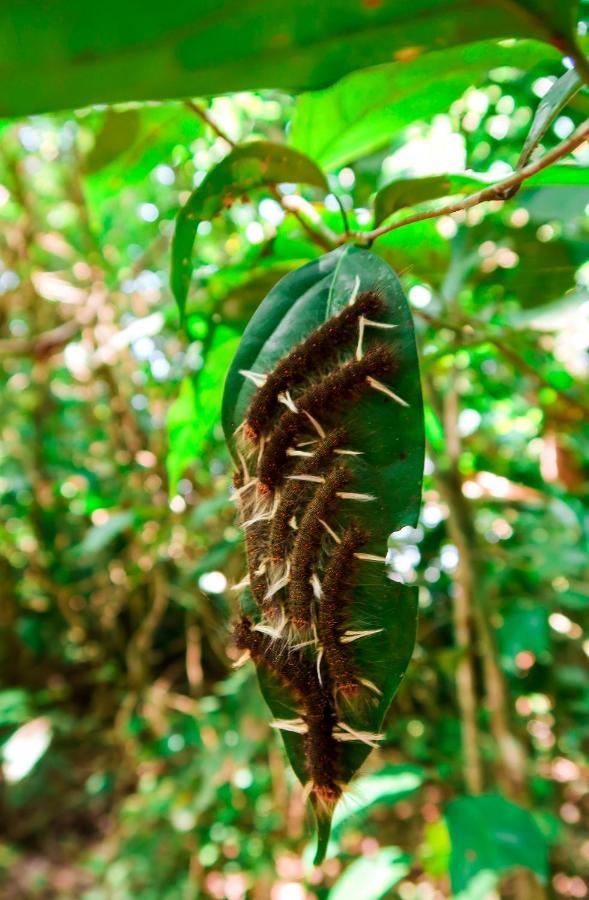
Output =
[
  {"x1": 234, "y1": 615, "x2": 342, "y2": 802},
  {"x1": 319, "y1": 522, "x2": 370, "y2": 697},
  {"x1": 268, "y1": 427, "x2": 347, "y2": 562},
  {"x1": 257, "y1": 344, "x2": 396, "y2": 492},
  {"x1": 244, "y1": 291, "x2": 386, "y2": 442},
  {"x1": 288, "y1": 466, "x2": 351, "y2": 631}
]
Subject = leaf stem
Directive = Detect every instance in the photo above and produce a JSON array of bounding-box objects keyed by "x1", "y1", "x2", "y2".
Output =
[{"x1": 346, "y1": 119, "x2": 589, "y2": 246}]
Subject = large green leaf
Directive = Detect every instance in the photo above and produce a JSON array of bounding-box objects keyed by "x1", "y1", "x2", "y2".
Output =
[
  {"x1": 0, "y1": 1, "x2": 580, "y2": 116},
  {"x1": 222, "y1": 246, "x2": 423, "y2": 861},
  {"x1": 171, "y1": 142, "x2": 327, "y2": 321},
  {"x1": 289, "y1": 40, "x2": 562, "y2": 170},
  {"x1": 446, "y1": 794, "x2": 549, "y2": 893}
]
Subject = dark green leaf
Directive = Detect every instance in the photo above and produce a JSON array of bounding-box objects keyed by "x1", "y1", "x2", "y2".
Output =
[
  {"x1": 519, "y1": 67, "x2": 584, "y2": 168},
  {"x1": 222, "y1": 246, "x2": 424, "y2": 860},
  {"x1": 0, "y1": 1, "x2": 580, "y2": 116},
  {"x1": 290, "y1": 40, "x2": 561, "y2": 170},
  {"x1": 170, "y1": 142, "x2": 327, "y2": 320},
  {"x1": 446, "y1": 794, "x2": 549, "y2": 893}
]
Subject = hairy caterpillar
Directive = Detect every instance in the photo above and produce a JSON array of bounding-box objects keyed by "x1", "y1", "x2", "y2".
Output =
[
  {"x1": 256, "y1": 344, "x2": 397, "y2": 492},
  {"x1": 234, "y1": 615, "x2": 342, "y2": 802},
  {"x1": 318, "y1": 521, "x2": 369, "y2": 697},
  {"x1": 243, "y1": 291, "x2": 386, "y2": 443},
  {"x1": 222, "y1": 247, "x2": 424, "y2": 863},
  {"x1": 268, "y1": 427, "x2": 347, "y2": 562},
  {"x1": 288, "y1": 465, "x2": 351, "y2": 631}
]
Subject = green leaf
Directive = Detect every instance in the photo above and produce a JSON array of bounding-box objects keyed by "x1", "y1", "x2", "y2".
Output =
[
  {"x1": 519, "y1": 67, "x2": 584, "y2": 168},
  {"x1": 328, "y1": 847, "x2": 410, "y2": 900},
  {"x1": 446, "y1": 794, "x2": 549, "y2": 893},
  {"x1": 497, "y1": 604, "x2": 551, "y2": 673},
  {"x1": 85, "y1": 108, "x2": 141, "y2": 174},
  {"x1": 374, "y1": 175, "x2": 484, "y2": 226},
  {"x1": 222, "y1": 246, "x2": 424, "y2": 860},
  {"x1": 166, "y1": 326, "x2": 240, "y2": 493},
  {"x1": 374, "y1": 165, "x2": 589, "y2": 227},
  {"x1": 170, "y1": 142, "x2": 327, "y2": 321},
  {"x1": 0, "y1": 1, "x2": 580, "y2": 116},
  {"x1": 290, "y1": 40, "x2": 561, "y2": 170}
]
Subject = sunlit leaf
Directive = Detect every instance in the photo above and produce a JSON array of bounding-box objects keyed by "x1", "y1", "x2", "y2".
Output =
[
  {"x1": 328, "y1": 847, "x2": 410, "y2": 900},
  {"x1": 519, "y1": 67, "x2": 584, "y2": 168},
  {"x1": 290, "y1": 40, "x2": 561, "y2": 170},
  {"x1": 167, "y1": 325, "x2": 240, "y2": 492}
]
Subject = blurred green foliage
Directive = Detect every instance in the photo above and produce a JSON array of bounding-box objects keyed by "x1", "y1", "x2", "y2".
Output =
[{"x1": 0, "y1": 10, "x2": 588, "y2": 900}]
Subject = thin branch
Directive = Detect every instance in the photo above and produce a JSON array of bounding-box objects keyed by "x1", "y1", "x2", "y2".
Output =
[
  {"x1": 349, "y1": 119, "x2": 589, "y2": 246},
  {"x1": 183, "y1": 99, "x2": 337, "y2": 251}
]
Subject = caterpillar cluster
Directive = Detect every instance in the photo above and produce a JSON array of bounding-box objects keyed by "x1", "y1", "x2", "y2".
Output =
[{"x1": 231, "y1": 289, "x2": 406, "y2": 810}]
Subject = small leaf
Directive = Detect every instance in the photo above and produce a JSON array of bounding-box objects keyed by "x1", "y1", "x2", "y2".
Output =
[
  {"x1": 497, "y1": 604, "x2": 551, "y2": 673},
  {"x1": 170, "y1": 142, "x2": 327, "y2": 321},
  {"x1": 328, "y1": 847, "x2": 410, "y2": 900},
  {"x1": 518, "y1": 67, "x2": 584, "y2": 168},
  {"x1": 446, "y1": 793, "x2": 549, "y2": 894},
  {"x1": 85, "y1": 108, "x2": 141, "y2": 173}
]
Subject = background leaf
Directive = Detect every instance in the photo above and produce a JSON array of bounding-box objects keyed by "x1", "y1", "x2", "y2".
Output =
[
  {"x1": 519, "y1": 67, "x2": 584, "y2": 167},
  {"x1": 446, "y1": 794, "x2": 549, "y2": 893},
  {"x1": 167, "y1": 326, "x2": 240, "y2": 493},
  {"x1": 85, "y1": 108, "x2": 141, "y2": 174},
  {"x1": 171, "y1": 142, "x2": 327, "y2": 320}
]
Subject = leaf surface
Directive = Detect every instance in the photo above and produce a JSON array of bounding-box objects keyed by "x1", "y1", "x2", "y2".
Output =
[{"x1": 0, "y1": 1, "x2": 580, "y2": 116}]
